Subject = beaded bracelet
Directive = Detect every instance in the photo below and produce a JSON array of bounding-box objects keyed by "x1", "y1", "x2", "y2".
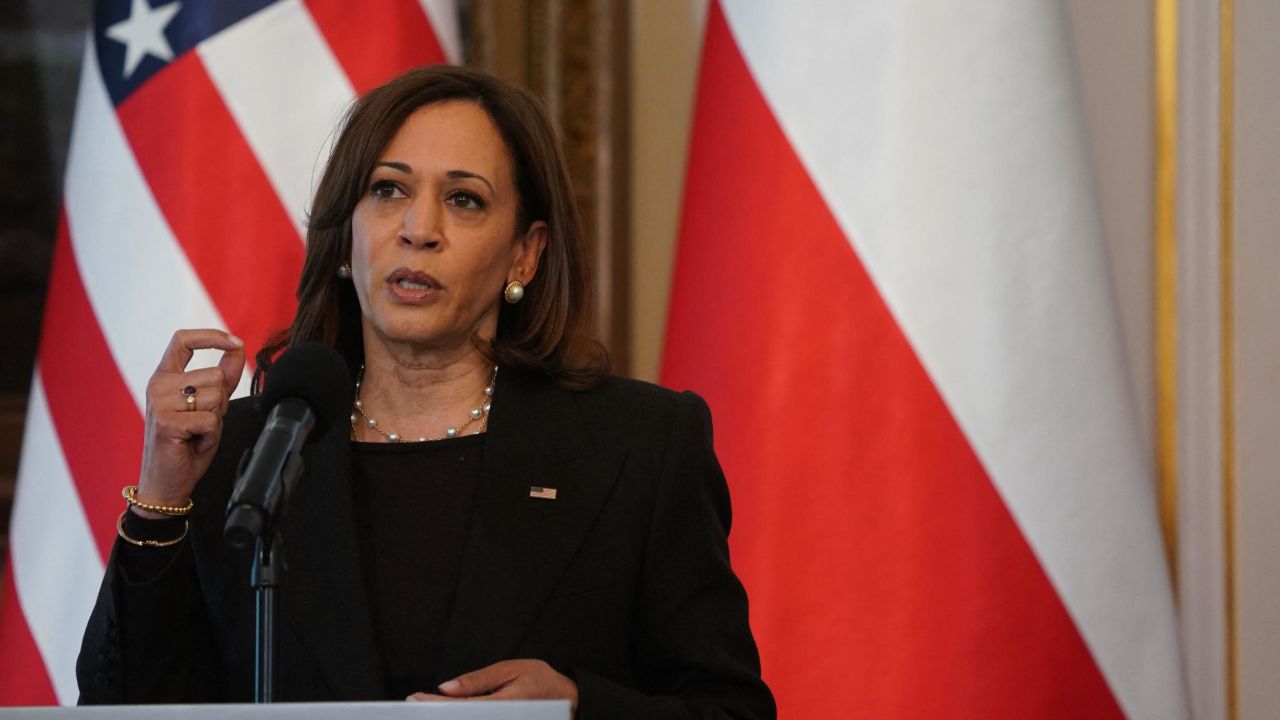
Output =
[
  {"x1": 116, "y1": 510, "x2": 188, "y2": 548},
  {"x1": 122, "y1": 485, "x2": 193, "y2": 516}
]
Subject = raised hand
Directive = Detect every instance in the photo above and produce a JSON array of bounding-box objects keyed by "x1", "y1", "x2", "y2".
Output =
[{"x1": 135, "y1": 329, "x2": 246, "y2": 516}]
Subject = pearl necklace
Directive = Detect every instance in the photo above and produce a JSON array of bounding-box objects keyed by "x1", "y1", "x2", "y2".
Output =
[{"x1": 351, "y1": 365, "x2": 497, "y2": 442}]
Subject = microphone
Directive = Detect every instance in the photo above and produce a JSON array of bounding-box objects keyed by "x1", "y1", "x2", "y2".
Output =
[{"x1": 224, "y1": 342, "x2": 351, "y2": 549}]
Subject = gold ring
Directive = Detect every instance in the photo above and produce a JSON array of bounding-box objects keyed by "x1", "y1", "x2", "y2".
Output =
[{"x1": 184, "y1": 394, "x2": 197, "y2": 411}]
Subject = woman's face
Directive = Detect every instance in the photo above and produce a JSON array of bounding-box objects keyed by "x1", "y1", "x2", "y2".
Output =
[{"x1": 349, "y1": 100, "x2": 546, "y2": 356}]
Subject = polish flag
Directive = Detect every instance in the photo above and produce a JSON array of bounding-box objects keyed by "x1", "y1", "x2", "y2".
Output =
[
  {"x1": 0, "y1": 0, "x2": 459, "y2": 705},
  {"x1": 662, "y1": 2, "x2": 1188, "y2": 718}
]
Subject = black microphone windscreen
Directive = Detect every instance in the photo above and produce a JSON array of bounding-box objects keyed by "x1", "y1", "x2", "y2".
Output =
[{"x1": 257, "y1": 342, "x2": 352, "y2": 435}]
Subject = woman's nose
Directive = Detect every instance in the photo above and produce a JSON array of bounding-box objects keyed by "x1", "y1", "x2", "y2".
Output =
[{"x1": 399, "y1": 196, "x2": 443, "y2": 249}]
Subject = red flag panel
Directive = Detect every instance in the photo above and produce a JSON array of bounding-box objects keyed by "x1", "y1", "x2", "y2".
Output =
[
  {"x1": 662, "y1": 4, "x2": 1124, "y2": 717},
  {"x1": 38, "y1": 216, "x2": 144, "y2": 559}
]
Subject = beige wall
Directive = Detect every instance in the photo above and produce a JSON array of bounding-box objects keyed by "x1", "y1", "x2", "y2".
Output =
[
  {"x1": 1234, "y1": 0, "x2": 1280, "y2": 717},
  {"x1": 1065, "y1": 0, "x2": 1156, "y2": 452},
  {"x1": 628, "y1": 4, "x2": 1275, "y2": 718},
  {"x1": 628, "y1": 0, "x2": 706, "y2": 383}
]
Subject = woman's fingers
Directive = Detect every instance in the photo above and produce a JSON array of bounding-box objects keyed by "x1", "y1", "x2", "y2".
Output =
[
  {"x1": 438, "y1": 662, "x2": 518, "y2": 697},
  {"x1": 154, "y1": 328, "x2": 244, "y2": 376},
  {"x1": 154, "y1": 409, "x2": 221, "y2": 441},
  {"x1": 147, "y1": 327, "x2": 246, "y2": 417},
  {"x1": 405, "y1": 693, "x2": 459, "y2": 702},
  {"x1": 151, "y1": 366, "x2": 229, "y2": 414},
  {"x1": 217, "y1": 344, "x2": 247, "y2": 397},
  {"x1": 431, "y1": 659, "x2": 577, "y2": 708}
]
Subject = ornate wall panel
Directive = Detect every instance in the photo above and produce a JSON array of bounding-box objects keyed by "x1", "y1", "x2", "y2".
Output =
[{"x1": 469, "y1": 0, "x2": 632, "y2": 373}]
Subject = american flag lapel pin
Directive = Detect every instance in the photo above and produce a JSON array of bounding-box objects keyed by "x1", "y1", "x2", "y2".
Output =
[{"x1": 529, "y1": 486, "x2": 558, "y2": 500}]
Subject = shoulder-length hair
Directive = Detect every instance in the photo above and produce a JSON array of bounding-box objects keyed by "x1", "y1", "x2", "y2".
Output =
[{"x1": 253, "y1": 65, "x2": 608, "y2": 391}]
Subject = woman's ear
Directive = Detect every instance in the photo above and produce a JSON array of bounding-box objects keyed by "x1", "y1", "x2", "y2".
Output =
[{"x1": 510, "y1": 220, "x2": 549, "y2": 284}]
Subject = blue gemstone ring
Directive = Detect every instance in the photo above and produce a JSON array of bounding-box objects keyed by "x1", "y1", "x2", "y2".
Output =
[{"x1": 182, "y1": 385, "x2": 197, "y2": 396}]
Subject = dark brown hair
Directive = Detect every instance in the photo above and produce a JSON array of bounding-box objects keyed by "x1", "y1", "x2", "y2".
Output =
[{"x1": 253, "y1": 65, "x2": 608, "y2": 391}]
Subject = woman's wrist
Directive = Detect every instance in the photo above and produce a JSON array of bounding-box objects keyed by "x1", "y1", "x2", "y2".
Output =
[
  {"x1": 118, "y1": 508, "x2": 187, "y2": 548},
  {"x1": 125, "y1": 485, "x2": 194, "y2": 518},
  {"x1": 127, "y1": 505, "x2": 175, "y2": 521}
]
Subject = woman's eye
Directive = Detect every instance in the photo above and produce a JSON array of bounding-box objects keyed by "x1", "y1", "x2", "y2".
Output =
[
  {"x1": 447, "y1": 190, "x2": 485, "y2": 211},
  {"x1": 369, "y1": 180, "x2": 404, "y2": 200}
]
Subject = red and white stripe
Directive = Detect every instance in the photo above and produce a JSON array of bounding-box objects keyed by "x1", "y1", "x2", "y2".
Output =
[
  {"x1": 0, "y1": 1, "x2": 457, "y2": 704},
  {"x1": 663, "y1": 2, "x2": 1187, "y2": 718}
]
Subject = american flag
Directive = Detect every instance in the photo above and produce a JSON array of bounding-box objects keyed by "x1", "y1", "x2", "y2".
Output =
[{"x1": 0, "y1": 0, "x2": 459, "y2": 704}]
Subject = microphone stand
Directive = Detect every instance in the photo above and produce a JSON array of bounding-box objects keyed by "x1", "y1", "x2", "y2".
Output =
[
  {"x1": 252, "y1": 530, "x2": 283, "y2": 704},
  {"x1": 230, "y1": 442, "x2": 305, "y2": 703}
]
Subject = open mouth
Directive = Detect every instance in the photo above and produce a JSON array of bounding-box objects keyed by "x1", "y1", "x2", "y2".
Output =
[
  {"x1": 395, "y1": 278, "x2": 434, "y2": 291},
  {"x1": 386, "y1": 267, "x2": 442, "y2": 302}
]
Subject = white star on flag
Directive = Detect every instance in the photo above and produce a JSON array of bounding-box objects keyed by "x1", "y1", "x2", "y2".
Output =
[{"x1": 104, "y1": 0, "x2": 182, "y2": 80}]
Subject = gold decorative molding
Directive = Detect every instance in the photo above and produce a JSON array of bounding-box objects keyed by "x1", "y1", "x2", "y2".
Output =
[
  {"x1": 1220, "y1": 1, "x2": 1236, "y2": 717},
  {"x1": 1154, "y1": 0, "x2": 1179, "y2": 589}
]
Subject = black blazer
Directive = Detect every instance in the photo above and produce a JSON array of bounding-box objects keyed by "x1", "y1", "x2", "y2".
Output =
[{"x1": 77, "y1": 370, "x2": 775, "y2": 719}]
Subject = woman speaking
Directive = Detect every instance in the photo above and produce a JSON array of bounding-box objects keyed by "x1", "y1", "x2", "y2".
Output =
[{"x1": 76, "y1": 65, "x2": 774, "y2": 719}]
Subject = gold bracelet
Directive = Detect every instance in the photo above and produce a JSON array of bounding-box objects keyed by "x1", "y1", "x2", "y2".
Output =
[
  {"x1": 122, "y1": 485, "x2": 193, "y2": 516},
  {"x1": 116, "y1": 510, "x2": 188, "y2": 548}
]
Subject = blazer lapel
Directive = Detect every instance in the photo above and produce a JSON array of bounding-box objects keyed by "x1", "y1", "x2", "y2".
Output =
[
  {"x1": 278, "y1": 420, "x2": 388, "y2": 699},
  {"x1": 438, "y1": 371, "x2": 624, "y2": 676}
]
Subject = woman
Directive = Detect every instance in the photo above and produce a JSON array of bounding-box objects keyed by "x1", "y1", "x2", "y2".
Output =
[{"x1": 77, "y1": 65, "x2": 774, "y2": 719}]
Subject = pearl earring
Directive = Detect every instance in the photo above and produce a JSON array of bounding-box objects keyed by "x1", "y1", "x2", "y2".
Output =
[
  {"x1": 337, "y1": 264, "x2": 351, "y2": 279},
  {"x1": 503, "y1": 280, "x2": 525, "y2": 304}
]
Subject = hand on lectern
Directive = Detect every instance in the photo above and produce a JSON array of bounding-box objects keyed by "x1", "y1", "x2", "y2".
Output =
[{"x1": 406, "y1": 659, "x2": 578, "y2": 712}]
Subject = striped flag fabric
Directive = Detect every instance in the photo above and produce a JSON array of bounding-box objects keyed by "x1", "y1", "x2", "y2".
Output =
[
  {"x1": 0, "y1": 0, "x2": 458, "y2": 705},
  {"x1": 662, "y1": 2, "x2": 1188, "y2": 718}
]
